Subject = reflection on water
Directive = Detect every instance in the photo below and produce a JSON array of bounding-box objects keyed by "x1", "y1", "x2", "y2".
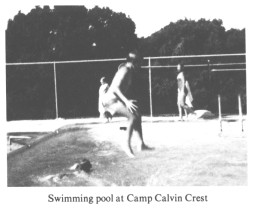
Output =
[{"x1": 34, "y1": 171, "x2": 115, "y2": 186}]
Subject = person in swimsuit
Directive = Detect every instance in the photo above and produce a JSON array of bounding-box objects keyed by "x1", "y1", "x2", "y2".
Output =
[
  {"x1": 176, "y1": 63, "x2": 194, "y2": 120},
  {"x1": 102, "y1": 51, "x2": 154, "y2": 157}
]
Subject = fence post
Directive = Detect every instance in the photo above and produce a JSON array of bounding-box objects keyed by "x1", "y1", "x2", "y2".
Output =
[
  {"x1": 238, "y1": 94, "x2": 243, "y2": 132},
  {"x1": 148, "y1": 57, "x2": 153, "y2": 120},
  {"x1": 53, "y1": 62, "x2": 59, "y2": 119},
  {"x1": 218, "y1": 94, "x2": 222, "y2": 132}
]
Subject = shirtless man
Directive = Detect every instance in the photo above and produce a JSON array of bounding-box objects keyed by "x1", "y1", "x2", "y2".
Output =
[{"x1": 102, "y1": 51, "x2": 153, "y2": 157}]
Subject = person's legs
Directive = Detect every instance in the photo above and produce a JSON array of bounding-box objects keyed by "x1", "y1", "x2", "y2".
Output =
[
  {"x1": 178, "y1": 93, "x2": 184, "y2": 120},
  {"x1": 178, "y1": 103, "x2": 183, "y2": 120},
  {"x1": 125, "y1": 114, "x2": 136, "y2": 157},
  {"x1": 104, "y1": 100, "x2": 136, "y2": 157},
  {"x1": 129, "y1": 109, "x2": 154, "y2": 151},
  {"x1": 185, "y1": 95, "x2": 194, "y2": 117},
  {"x1": 179, "y1": 94, "x2": 194, "y2": 115},
  {"x1": 109, "y1": 101, "x2": 153, "y2": 157},
  {"x1": 184, "y1": 109, "x2": 188, "y2": 118},
  {"x1": 104, "y1": 111, "x2": 112, "y2": 122},
  {"x1": 113, "y1": 105, "x2": 136, "y2": 157},
  {"x1": 181, "y1": 104, "x2": 194, "y2": 114}
]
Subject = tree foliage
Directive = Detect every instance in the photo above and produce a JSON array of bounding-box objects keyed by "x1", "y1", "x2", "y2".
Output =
[
  {"x1": 6, "y1": 6, "x2": 246, "y2": 120},
  {"x1": 139, "y1": 18, "x2": 246, "y2": 114},
  {"x1": 140, "y1": 18, "x2": 245, "y2": 56},
  {"x1": 6, "y1": 5, "x2": 137, "y2": 62}
]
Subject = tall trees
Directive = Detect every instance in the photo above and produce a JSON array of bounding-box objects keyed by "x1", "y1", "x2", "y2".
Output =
[
  {"x1": 140, "y1": 18, "x2": 235, "y2": 57},
  {"x1": 6, "y1": 7, "x2": 246, "y2": 120},
  {"x1": 6, "y1": 5, "x2": 138, "y2": 62},
  {"x1": 6, "y1": 6, "x2": 55, "y2": 62},
  {"x1": 6, "y1": 6, "x2": 138, "y2": 120},
  {"x1": 139, "y1": 19, "x2": 246, "y2": 114},
  {"x1": 87, "y1": 6, "x2": 137, "y2": 58},
  {"x1": 225, "y1": 28, "x2": 245, "y2": 53}
]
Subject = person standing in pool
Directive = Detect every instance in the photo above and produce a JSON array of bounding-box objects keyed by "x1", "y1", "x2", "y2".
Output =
[
  {"x1": 176, "y1": 63, "x2": 195, "y2": 120},
  {"x1": 102, "y1": 51, "x2": 154, "y2": 157}
]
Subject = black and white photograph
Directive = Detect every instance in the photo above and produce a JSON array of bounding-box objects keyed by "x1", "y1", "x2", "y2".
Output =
[{"x1": 1, "y1": 0, "x2": 253, "y2": 207}]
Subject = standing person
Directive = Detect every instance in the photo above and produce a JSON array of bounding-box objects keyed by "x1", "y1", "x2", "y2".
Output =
[
  {"x1": 98, "y1": 77, "x2": 111, "y2": 122},
  {"x1": 176, "y1": 63, "x2": 194, "y2": 120},
  {"x1": 102, "y1": 51, "x2": 154, "y2": 157}
]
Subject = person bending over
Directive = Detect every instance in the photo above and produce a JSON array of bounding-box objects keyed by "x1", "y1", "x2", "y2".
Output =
[{"x1": 102, "y1": 51, "x2": 154, "y2": 157}]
